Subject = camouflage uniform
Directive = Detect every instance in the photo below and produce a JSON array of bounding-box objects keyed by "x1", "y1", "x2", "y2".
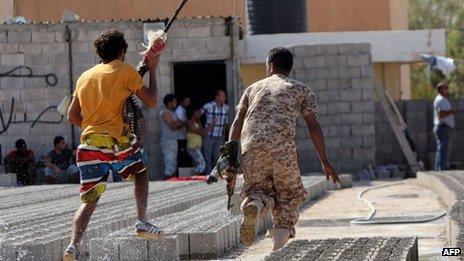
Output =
[{"x1": 237, "y1": 74, "x2": 317, "y2": 237}]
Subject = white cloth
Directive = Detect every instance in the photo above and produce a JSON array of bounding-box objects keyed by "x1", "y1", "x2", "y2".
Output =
[
  {"x1": 174, "y1": 106, "x2": 187, "y2": 140},
  {"x1": 436, "y1": 56, "x2": 456, "y2": 76},
  {"x1": 434, "y1": 94, "x2": 455, "y2": 128}
]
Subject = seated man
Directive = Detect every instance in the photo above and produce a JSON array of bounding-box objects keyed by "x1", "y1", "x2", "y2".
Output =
[
  {"x1": 4, "y1": 139, "x2": 36, "y2": 186},
  {"x1": 44, "y1": 136, "x2": 79, "y2": 184}
]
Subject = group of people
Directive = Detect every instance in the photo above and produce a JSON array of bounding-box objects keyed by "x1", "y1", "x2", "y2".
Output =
[
  {"x1": 3, "y1": 136, "x2": 79, "y2": 186},
  {"x1": 0, "y1": 29, "x2": 339, "y2": 260},
  {"x1": 160, "y1": 90, "x2": 230, "y2": 179}
]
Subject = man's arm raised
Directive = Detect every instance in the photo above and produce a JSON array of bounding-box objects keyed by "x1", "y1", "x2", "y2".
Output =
[
  {"x1": 136, "y1": 54, "x2": 160, "y2": 108},
  {"x1": 303, "y1": 112, "x2": 339, "y2": 184}
]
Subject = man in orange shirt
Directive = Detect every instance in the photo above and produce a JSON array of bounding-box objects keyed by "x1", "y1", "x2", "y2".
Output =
[{"x1": 64, "y1": 30, "x2": 160, "y2": 260}]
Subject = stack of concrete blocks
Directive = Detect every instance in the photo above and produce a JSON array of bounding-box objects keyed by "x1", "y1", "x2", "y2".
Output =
[
  {"x1": 0, "y1": 181, "x2": 231, "y2": 260},
  {"x1": 265, "y1": 237, "x2": 418, "y2": 261},
  {"x1": 375, "y1": 99, "x2": 464, "y2": 168},
  {"x1": 89, "y1": 175, "x2": 353, "y2": 260},
  {"x1": 288, "y1": 44, "x2": 375, "y2": 173},
  {"x1": 0, "y1": 17, "x2": 239, "y2": 180}
]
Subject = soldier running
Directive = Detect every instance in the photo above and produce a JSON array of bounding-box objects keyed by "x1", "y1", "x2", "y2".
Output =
[{"x1": 229, "y1": 47, "x2": 339, "y2": 251}]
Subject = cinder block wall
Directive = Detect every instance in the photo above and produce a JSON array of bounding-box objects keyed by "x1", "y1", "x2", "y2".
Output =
[
  {"x1": 0, "y1": 18, "x2": 238, "y2": 179},
  {"x1": 288, "y1": 44, "x2": 375, "y2": 173},
  {"x1": 375, "y1": 99, "x2": 464, "y2": 169}
]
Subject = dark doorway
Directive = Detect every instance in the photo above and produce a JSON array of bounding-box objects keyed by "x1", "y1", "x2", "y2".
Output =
[{"x1": 173, "y1": 61, "x2": 227, "y2": 109}]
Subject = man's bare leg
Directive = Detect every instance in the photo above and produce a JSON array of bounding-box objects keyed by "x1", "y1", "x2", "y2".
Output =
[
  {"x1": 69, "y1": 202, "x2": 98, "y2": 248},
  {"x1": 134, "y1": 171, "x2": 148, "y2": 221}
]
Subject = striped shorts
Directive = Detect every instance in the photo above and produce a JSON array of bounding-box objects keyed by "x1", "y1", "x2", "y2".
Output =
[{"x1": 77, "y1": 134, "x2": 147, "y2": 203}]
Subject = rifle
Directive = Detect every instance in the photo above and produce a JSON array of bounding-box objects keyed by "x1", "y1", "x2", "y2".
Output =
[
  {"x1": 125, "y1": 0, "x2": 190, "y2": 138},
  {"x1": 206, "y1": 140, "x2": 240, "y2": 210}
]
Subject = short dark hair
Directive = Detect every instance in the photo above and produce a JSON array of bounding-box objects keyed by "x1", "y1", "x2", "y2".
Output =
[
  {"x1": 267, "y1": 47, "x2": 293, "y2": 73},
  {"x1": 186, "y1": 106, "x2": 201, "y2": 120},
  {"x1": 93, "y1": 29, "x2": 128, "y2": 62},
  {"x1": 214, "y1": 89, "x2": 225, "y2": 97},
  {"x1": 15, "y1": 139, "x2": 26, "y2": 149},
  {"x1": 163, "y1": 94, "x2": 176, "y2": 106},
  {"x1": 54, "y1": 136, "x2": 64, "y2": 147}
]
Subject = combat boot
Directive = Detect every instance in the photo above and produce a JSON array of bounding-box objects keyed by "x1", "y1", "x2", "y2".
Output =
[
  {"x1": 271, "y1": 228, "x2": 290, "y2": 251},
  {"x1": 240, "y1": 199, "x2": 263, "y2": 246}
]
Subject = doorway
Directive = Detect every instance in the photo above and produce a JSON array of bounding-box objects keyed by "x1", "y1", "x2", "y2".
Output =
[{"x1": 173, "y1": 61, "x2": 227, "y2": 109}]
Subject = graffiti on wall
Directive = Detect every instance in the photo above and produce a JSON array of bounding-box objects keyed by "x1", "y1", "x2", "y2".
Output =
[{"x1": 0, "y1": 66, "x2": 63, "y2": 134}]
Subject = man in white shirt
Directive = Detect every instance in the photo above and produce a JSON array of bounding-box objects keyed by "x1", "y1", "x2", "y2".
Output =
[
  {"x1": 175, "y1": 95, "x2": 191, "y2": 169},
  {"x1": 433, "y1": 82, "x2": 458, "y2": 170}
]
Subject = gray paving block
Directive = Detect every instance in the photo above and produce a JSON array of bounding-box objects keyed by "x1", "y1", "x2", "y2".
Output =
[{"x1": 265, "y1": 237, "x2": 418, "y2": 261}]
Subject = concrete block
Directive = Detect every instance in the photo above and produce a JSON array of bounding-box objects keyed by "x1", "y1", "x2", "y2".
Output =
[
  {"x1": 341, "y1": 137, "x2": 363, "y2": 148},
  {"x1": 318, "y1": 90, "x2": 340, "y2": 102},
  {"x1": 89, "y1": 238, "x2": 119, "y2": 261},
  {"x1": 76, "y1": 29, "x2": 101, "y2": 42},
  {"x1": 352, "y1": 101, "x2": 374, "y2": 113},
  {"x1": 1, "y1": 78, "x2": 24, "y2": 89},
  {"x1": 341, "y1": 113, "x2": 363, "y2": 125},
  {"x1": 361, "y1": 65, "x2": 373, "y2": 77},
  {"x1": 24, "y1": 55, "x2": 48, "y2": 65},
  {"x1": 147, "y1": 236, "x2": 179, "y2": 261},
  {"x1": 294, "y1": 45, "x2": 315, "y2": 57},
  {"x1": 352, "y1": 77, "x2": 373, "y2": 89},
  {"x1": 18, "y1": 43, "x2": 42, "y2": 56},
  {"x1": 2, "y1": 54, "x2": 24, "y2": 65},
  {"x1": 21, "y1": 89, "x2": 45, "y2": 101},
  {"x1": 189, "y1": 232, "x2": 220, "y2": 259},
  {"x1": 119, "y1": 238, "x2": 149, "y2": 261},
  {"x1": 168, "y1": 27, "x2": 188, "y2": 38},
  {"x1": 187, "y1": 26, "x2": 211, "y2": 38},
  {"x1": 352, "y1": 125, "x2": 375, "y2": 136},
  {"x1": 71, "y1": 42, "x2": 90, "y2": 53},
  {"x1": 327, "y1": 102, "x2": 350, "y2": 114},
  {"x1": 339, "y1": 66, "x2": 360, "y2": 78},
  {"x1": 295, "y1": 69, "x2": 316, "y2": 81},
  {"x1": 7, "y1": 31, "x2": 31, "y2": 43},
  {"x1": 0, "y1": 43, "x2": 19, "y2": 54},
  {"x1": 347, "y1": 54, "x2": 371, "y2": 66},
  {"x1": 211, "y1": 24, "x2": 227, "y2": 36},
  {"x1": 41, "y1": 43, "x2": 66, "y2": 55},
  {"x1": 325, "y1": 55, "x2": 347, "y2": 66},
  {"x1": 327, "y1": 79, "x2": 352, "y2": 90},
  {"x1": 304, "y1": 56, "x2": 326, "y2": 68},
  {"x1": 340, "y1": 90, "x2": 362, "y2": 101},
  {"x1": 73, "y1": 52, "x2": 95, "y2": 65},
  {"x1": 0, "y1": 173, "x2": 17, "y2": 186},
  {"x1": 47, "y1": 53, "x2": 67, "y2": 65},
  {"x1": 32, "y1": 32, "x2": 55, "y2": 43},
  {"x1": 0, "y1": 29, "x2": 6, "y2": 42},
  {"x1": 317, "y1": 68, "x2": 339, "y2": 79},
  {"x1": 315, "y1": 44, "x2": 338, "y2": 55}
]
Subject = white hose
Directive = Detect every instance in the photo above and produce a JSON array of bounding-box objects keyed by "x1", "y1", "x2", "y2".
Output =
[{"x1": 350, "y1": 182, "x2": 447, "y2": 225}]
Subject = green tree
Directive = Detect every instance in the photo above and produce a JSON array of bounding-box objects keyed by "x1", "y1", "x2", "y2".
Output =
[{"x1": 409, "y1": 0, "x2": 464, "y2": 99}]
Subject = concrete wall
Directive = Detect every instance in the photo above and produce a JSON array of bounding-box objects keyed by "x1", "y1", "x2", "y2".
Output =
[
  {"x1": 375, "y1": 99, "x2": 464, "y2": 169},
  {"x1": 0, "y1": 18, "x2": 238, "y2": 180},
  {"x1": 288, "y1": 43, "x2": 375, "y2": 173}
]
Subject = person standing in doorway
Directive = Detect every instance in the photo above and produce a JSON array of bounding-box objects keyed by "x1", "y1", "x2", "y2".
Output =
[
  {"x1": 433, "y1": 82, "x2": 458, "y2": 171},
  {"x1": 161, "y1": 94, "x2": 183, "y2": 179},
  {"x1": 175, "y1": 95, "x2": 191, "y2": 168},
  {"x1": 202, "y1": 89, "x2": 230, "y2": 174}
]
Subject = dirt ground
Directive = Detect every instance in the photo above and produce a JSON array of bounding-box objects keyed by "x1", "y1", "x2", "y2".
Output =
[{"x1": 222, "y1": 179, "x2": 449, "y2": 260}]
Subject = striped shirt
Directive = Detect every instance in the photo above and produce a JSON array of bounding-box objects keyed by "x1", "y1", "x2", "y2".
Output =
[{"x1": 202, "y1": 101, "x2": 230, "y2": 138}]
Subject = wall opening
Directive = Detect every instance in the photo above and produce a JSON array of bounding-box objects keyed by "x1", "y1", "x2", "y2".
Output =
[{"x1": 173, "y1": 60, "x2": 227, "y2": 109}]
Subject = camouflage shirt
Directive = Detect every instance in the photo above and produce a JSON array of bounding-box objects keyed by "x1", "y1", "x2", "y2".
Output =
[{"x1": 237, "y1": 74, "x2": 317, "y2": 153}]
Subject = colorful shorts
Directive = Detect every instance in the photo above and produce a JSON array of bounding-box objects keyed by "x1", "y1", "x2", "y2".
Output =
[{"x1": 76, "y1": 134, "x2": 147, "y2": 203}]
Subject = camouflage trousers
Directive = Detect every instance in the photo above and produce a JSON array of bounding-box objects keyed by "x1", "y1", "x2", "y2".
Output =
[{"x1": 241, "y1": 146, "x2": 308, "y2": 237}]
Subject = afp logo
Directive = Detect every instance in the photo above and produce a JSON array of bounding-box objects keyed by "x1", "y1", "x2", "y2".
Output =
[{"x1": 442, "y1": 248, "x2": 461, "y2": 256}]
